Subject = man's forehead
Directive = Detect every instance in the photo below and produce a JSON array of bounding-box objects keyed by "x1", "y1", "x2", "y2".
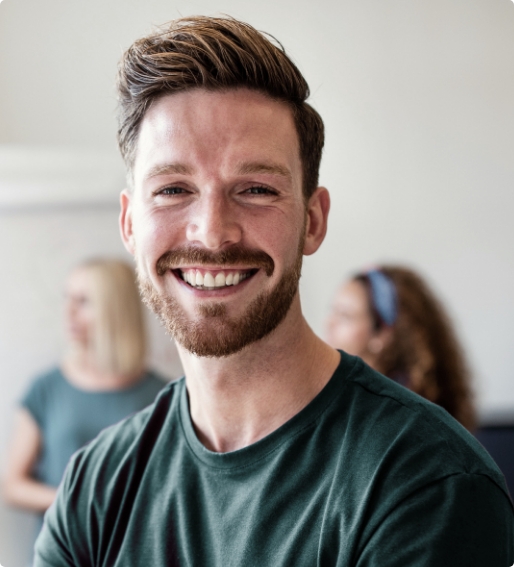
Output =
[
  {"x1": 139, "y1": 89, "x2": 298, "y2": 145},
  {"x1": 133, "y1": 88, "x2": 301, "y2": 183}
]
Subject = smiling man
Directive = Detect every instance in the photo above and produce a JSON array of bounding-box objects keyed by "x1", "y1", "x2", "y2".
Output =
[
  {"x1": 129, "y1": 87, "x2": 314, "y2": 367},
  {"x1": 35, "y1": 16, "x2": 513, "y2": 566}
]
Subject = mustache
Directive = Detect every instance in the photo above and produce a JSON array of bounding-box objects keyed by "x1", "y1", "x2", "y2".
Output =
[{"x1": 156, "y1": 245, "x2": 275, "y2": 277}]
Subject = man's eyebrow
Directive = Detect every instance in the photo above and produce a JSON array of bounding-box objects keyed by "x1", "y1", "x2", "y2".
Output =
[
  {"x1": 236, "y1": 161, "x2": 292, "y2": 179},
  {"x1": 144, "y1": 161, "x2": 292, "y2": 181},
  {"x1": 145, "y1": 163, "x2": 194, "y2": 179}
]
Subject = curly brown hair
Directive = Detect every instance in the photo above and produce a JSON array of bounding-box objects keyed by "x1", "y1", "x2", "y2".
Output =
[
  {"x1": 355, "y1": 266, "x2": 476, "y2": 431},
  {"x1": 116, "y1": 16, "x2": 324, "y2": 200}
]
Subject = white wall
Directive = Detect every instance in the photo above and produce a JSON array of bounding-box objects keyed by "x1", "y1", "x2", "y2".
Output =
[{"x1": 0, "y1": 0, "x2": 513, "y2": 564}]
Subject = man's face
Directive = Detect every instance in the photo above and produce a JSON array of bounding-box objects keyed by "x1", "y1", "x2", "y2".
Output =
[{"x1": 120, "y1": 88, "x2": 314, "y2": 357}]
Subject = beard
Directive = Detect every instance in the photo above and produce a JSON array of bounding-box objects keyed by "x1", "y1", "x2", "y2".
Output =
[{"x1": 137, "y1": 237, "x2": 305, "y2": 358}]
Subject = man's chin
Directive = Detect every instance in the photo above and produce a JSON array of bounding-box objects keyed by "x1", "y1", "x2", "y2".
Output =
[
  {"x1": 138, "y1": 274, "x2": 300, "y2": 358},
  {"x1": 175, "y1": 319, "x2": 257, "y2": 358}
]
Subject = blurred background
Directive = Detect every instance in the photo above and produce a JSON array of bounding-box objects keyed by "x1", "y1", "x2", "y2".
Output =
[{"x1": 0, "y1": 0, "x2": 513, "y2": 564}]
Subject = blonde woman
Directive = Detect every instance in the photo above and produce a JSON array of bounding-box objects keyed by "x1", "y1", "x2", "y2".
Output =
[{"x1": 3, "y1": 259, "x2": 166, "y2": 531}]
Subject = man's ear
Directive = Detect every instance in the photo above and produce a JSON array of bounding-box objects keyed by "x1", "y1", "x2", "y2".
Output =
[
  {"x1": 303, "y1": 186, "x2": 330, "y2": 256},
  {"x1": 119, "y1": 189, "x2": 136, "y2": 255}
]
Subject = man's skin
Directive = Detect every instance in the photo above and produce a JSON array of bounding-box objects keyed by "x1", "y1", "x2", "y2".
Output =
[{"x1": 120, "y1": 88, "x2": 340, "y2": 453}]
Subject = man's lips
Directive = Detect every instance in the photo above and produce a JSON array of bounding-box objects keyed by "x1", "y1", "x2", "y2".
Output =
[
  {"x1": 156, "y1": 247, "x2": 274, "y2": 277},
  {"x1": 172, "y1": 267, "x2": 258, "y2": 290}
]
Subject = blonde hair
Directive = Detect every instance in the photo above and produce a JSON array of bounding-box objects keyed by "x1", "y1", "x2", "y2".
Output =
[{"x1": 77, "y1": 258, "x2": 146, "y2": 376}]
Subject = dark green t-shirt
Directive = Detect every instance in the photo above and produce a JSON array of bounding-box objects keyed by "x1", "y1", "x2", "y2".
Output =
[{"x1": 35, "y1": 353, "x2": 514, "y2": 566}]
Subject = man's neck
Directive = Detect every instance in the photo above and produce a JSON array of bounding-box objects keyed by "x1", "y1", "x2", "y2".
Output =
[{"x1": 178, "y1": 301, "x2": 340, "y2": 453}]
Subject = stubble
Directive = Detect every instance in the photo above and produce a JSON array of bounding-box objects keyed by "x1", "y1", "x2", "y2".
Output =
[{"x1": 137, "y1": 237, "x2": 305, "y2": 358}]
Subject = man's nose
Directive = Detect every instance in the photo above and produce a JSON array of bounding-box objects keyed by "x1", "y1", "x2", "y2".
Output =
[{"x1": 185, "y1": 192, "x2": 242, "y2": 249}]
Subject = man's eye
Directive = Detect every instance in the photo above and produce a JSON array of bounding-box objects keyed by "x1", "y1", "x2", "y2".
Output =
[
  {"x1": 159, "y1": 186, "x2": 187, "y2": 195},
  {"x1": 245, "y1": 186, "x2": 276, "y2": 195}
]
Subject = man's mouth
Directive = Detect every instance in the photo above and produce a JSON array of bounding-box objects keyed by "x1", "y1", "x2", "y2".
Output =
[{"x1": 175, "y1": 268, "x2": 257, "y2": 290}]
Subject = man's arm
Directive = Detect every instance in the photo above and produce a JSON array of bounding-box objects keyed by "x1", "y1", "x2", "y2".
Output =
[
  {"x1": 33, "y1": 450, "x2": 90, "y2": 567},
  {"x1": 356, "y1": 473, "x2": 514, "y2": 566}
]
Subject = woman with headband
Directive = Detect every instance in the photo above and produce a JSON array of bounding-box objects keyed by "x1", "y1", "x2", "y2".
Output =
[{"x1": 325, "y1": 265, "x2": 476, "y2": 430}]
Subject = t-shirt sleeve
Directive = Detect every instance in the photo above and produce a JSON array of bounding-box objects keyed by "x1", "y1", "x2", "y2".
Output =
[
  {"x1": 33, "y1": 449, "x2": 91, "y2": 567},
  {"x1": 20, "y1": 375, "x2": 48, "y2": 428},
  {"x1": 356, "y1": 472, "x2": 514, "y2": 567}
]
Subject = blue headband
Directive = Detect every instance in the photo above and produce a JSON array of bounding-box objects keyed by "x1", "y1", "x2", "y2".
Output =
[{"x1": 366, "y1": 270, "x2": 398, "y2": 327}]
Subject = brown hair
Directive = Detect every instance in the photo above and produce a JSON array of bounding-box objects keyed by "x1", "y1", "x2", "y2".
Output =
[
  {"x1": 116, "y1": 16, "x2": 324, "y2": 199},
  {"x1": 77, "y1": 259, "x2": 147, "y2": 376},
  {"x1": 355, "y1": 266, "x2": 476, "y2": 430}
]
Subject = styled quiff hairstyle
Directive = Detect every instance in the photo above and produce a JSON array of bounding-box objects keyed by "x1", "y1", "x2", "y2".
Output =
[
  {"x1": 116, "y1": 16, "x2": 324, "y2": 199},
  {"x1": 355, "y1": 266, "x2": 476, "y2": 431}
]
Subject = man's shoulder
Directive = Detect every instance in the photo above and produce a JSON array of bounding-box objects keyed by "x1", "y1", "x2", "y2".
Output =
[
  {"x1": 93, "y1": 376, "x2": 181, "y2": 445},
  {"x1": 67, "y1": 377, "x2": 183, "y2": 480},
  {"x1": 336, "y1": 353, "x2": 509, "y2": 497}
]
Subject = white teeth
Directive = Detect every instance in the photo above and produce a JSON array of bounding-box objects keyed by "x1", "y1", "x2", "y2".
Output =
[
  {"x1": 214, "y1": 273, "x2": 226, "y2": 287},
  {"x1": 182, "y1": 269, "x2": 250, "y2": 288},
  {"x1": 203, "y1": 272, "x2": 215, "y2": 287}
]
